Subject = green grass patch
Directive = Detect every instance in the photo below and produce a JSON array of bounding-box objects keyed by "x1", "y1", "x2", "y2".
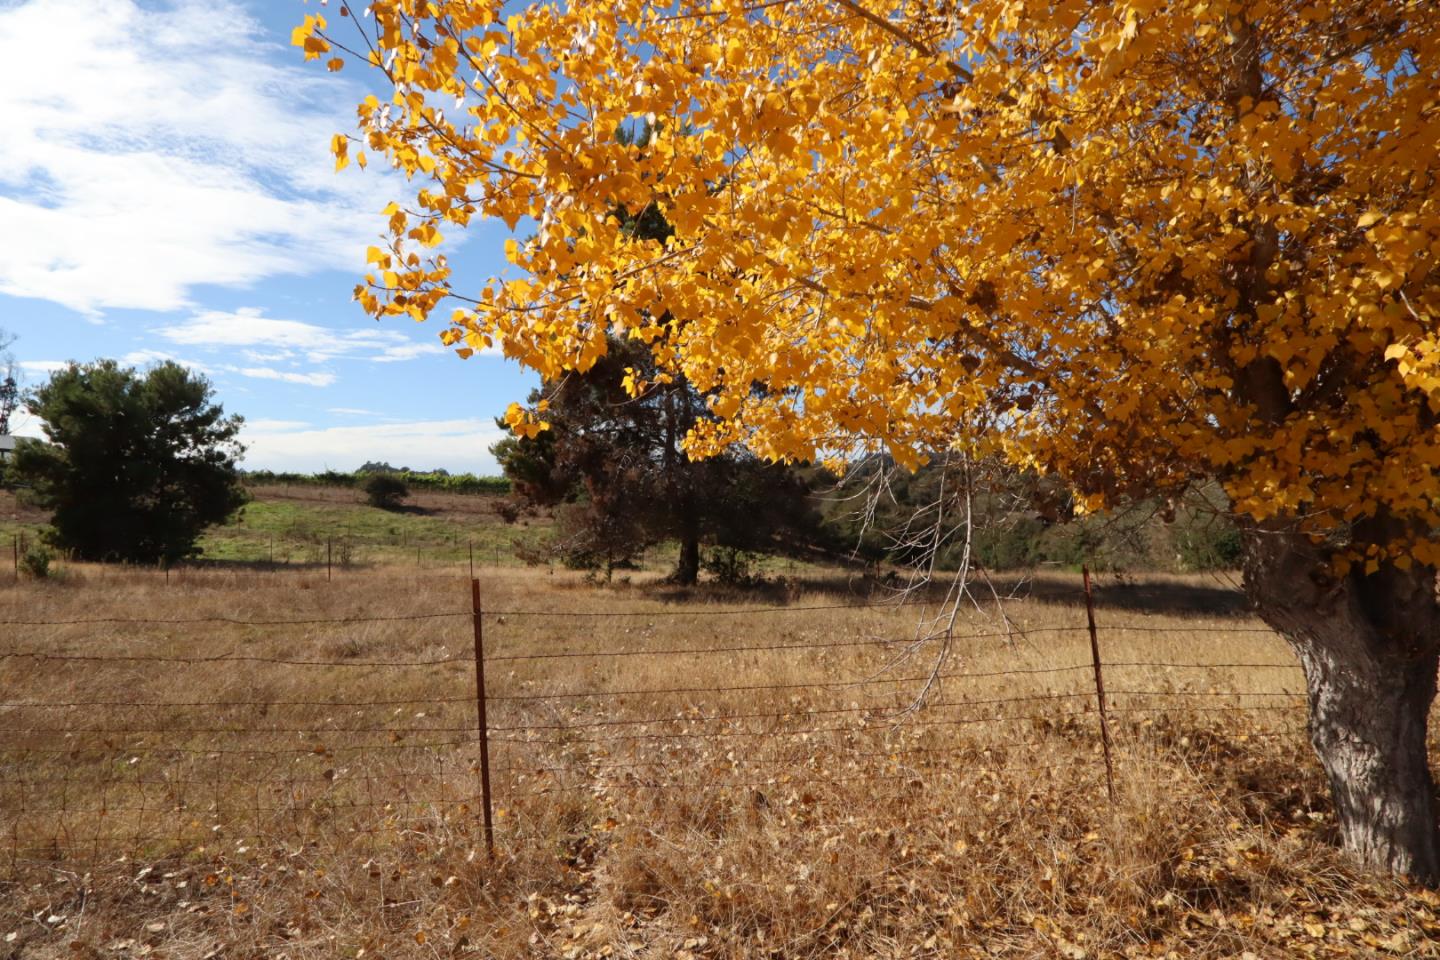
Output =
[{"x1": 198, "y1": 492, "x2": 549, "y2": 567}]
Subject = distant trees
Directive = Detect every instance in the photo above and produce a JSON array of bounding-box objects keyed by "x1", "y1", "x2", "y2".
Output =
[
  {"x1": 493, "y1": 335, "x2": 820, "y2": 584},
  {"x1": 243, "y1": 468, "x2": 507, "y2": 495},
  {"x1": 825, "y1": 456, "x2": 1243, "y2": 574},
  {"x1": 11, "y1": 360, "x2": 248, "y2": 564}
]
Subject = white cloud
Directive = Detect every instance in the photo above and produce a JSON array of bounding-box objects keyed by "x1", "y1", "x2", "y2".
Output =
[
  {"x1": 157, "y1": 307, "x2": 448, "y2": 364},
  {"x1": 118, "y1": 349, "x2": 213, "y2": 374},
  {"x1": 241, "y1": 418, "x2": 506, "y2": 474},
  {"x1": 0, "y1": 0, "x2": 405, "y2": 315},
  {"x1": 21, "y1": 353, "x2": 213, "y2": 375},
  {"x1": 237, "y1": 366, "x2": 336, "y2": 387},
  {"x1": 328, "y1": 407, "x2": 381, "y2": 416},
  {"x1": 18, "y1": 360, "x2": 68, "y2": 375},
  {"x1": 245, "y1": 418, "x2": 312, "y2": 432},
  {"x1": 371, "y1": 341, "x2": 448, "y2": 362}
]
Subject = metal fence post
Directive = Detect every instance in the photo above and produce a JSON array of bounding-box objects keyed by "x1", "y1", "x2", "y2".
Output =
[
  {"x1": 471, "y1": 578, "x2": 495, "y2": 858},
  {"x1": 1083, "y1": 565, "x2": 1116, "y2": 803},
  {"x1": 327, "y1": 537, "x2": 333, "y2": 582}
]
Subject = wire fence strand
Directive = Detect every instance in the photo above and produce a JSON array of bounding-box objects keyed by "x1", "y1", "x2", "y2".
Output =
[{"x1": 0, "y1": 577, "x2": 1314, "y2": 866}]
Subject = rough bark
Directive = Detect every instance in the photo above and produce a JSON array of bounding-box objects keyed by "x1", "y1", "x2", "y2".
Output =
[
  {"x1": 675, "y1": 526, "x2": 700, "y2": 586},
  {"x1": 1242, "y1": 522, "x2": 1440, "y2": 884}
]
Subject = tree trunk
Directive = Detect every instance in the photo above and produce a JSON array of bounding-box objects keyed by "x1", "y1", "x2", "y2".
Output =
[
  {"x1": 675, "y1": 527, "x2": 700, "y2": 586},
  {"x1": 1242, "y1": 523, "x2": 1440, "y2": 884}
]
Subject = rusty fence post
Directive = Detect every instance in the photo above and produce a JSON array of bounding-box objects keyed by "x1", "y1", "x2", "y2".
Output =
[
  {"x1": 1082, "y1": 565, "x2": 1116, "y2": 803},
  {"x1": 327, "y1": 537, "x2": 333, "y2": 582},
  {"x1": 471, "y1": 578, "x2": 495, "y2": 858},
  {"x1": 468, "y1": 540, "x2": 474, "y2": 580}
]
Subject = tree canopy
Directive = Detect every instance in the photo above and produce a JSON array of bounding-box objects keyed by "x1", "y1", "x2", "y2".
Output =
[
  {"x1": 12, "y1": 361, "x2": 248, "y2": 564},
  {"x1": 303, "y1": 1, "x2": 1440, "y2": 879},
  {"x1": 301, "y1": 0, "x2": 1437, "y2": 567}
]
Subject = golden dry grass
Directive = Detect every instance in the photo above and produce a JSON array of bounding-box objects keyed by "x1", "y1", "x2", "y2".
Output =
[{"x1": 1, "y1": 564, "x2": 1437, "y2": 959}]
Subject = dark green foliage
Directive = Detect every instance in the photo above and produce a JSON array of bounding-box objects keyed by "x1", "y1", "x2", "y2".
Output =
[
  {"x1": 971, "y1": 516, "x2": 1047, "y2": 570},
  {"x1": 11, "y1": 360, "x2": 248, "y2": 564},
  {"x1": 363, "y1": 473, "x2": 410, "y2": 510},
  {"x1": 488, "y1": 421, "x2": 563, "y2": 504},
  {"x1": 0, "y1": 370, "x2": 17, "y2": 437},
  {"x1": 493, "y1": 336, "x2": 823, "y2": 584},
  {"x1": 1172, "y1": 496, "x2": 1244, "y2": 571},
  {"x1": 702, "y1": 546, "x2": 766, "y2": 587}
]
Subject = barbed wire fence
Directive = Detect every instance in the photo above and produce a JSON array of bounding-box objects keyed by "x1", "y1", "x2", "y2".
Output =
[{"x1": 0, "y1": 571, "x2": 1310, "y2": 870}]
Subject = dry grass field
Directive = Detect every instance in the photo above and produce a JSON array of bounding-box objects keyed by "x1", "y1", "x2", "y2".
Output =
[{"x1": 2, "y1": 563, "x2": 1438, "y2": 959}]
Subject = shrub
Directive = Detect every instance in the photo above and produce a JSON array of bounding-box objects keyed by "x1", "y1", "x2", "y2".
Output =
[
  {"x1": 702, "y1": 546, "x2": 766, "y2": 587},
  {"x1": 362, "y1": 473, "x2": 410, "y2": 510},
  {"x1": 20, "y1": 544, "x2": 53, "y2": 579},
  {"x1": 1175, "y1": 517, "x2": 1243, "y2": 571},
  {"x1": 971, "y1": 516, "x2": 1047, "y2": 570}
]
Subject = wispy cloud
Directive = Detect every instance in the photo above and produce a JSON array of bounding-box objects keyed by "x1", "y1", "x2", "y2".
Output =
[
  {"x1": 119, "y1": 349, "x2": 213, "y2": 374},
  {"x1": 157, "y1": 307, "x2": 448, "y2": 365},
  {"x1": 246, "y1": 418, "x2": 312, "y2": 432},
  {"x1": 237, "y1": 367, "x2": 336, "y2": 387},
  {"x1": 0, "y1": 0, "x2": 403, "y2": 315},
  {"x1": 241, "y1": 418, "x2": 506, "y2": 474},
  {"x1": 18, "y1": 360, "x2": 68, "y2": 375}
]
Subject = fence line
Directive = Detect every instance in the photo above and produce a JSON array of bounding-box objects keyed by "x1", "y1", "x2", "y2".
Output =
[{"x1": 0, "y1": 572, "x2": 1309, "y2": 869}]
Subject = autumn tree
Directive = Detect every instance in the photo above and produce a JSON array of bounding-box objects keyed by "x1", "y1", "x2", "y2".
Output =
[{"x1": 302, "y1": 1, "x2": 1440, "y2": 880}]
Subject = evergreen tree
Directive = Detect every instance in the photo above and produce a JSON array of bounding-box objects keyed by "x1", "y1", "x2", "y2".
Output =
[{"x1": 12, "y1": 360, "x2": 248, "y2": 564}]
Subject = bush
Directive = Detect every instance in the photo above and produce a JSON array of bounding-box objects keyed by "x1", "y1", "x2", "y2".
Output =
[
  {"x1": 702, "y1": 546, "x2": 766, "y2": 587},
  {"x1": 363, "y1": 473, "x2": 410, "y2": 510},
  {"x1": 1175, "y1": 517, "x2": 1243, "y2": 571},
  {"x1": 971, "y1": 516, "x2": 1047, "y2": 570},
  {"x1": 20, "y1": 544, "x2": 53, "y2": 579}
]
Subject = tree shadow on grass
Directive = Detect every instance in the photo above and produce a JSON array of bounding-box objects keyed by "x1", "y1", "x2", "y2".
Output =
[
  {"x1": 631, "y1": 567, "x2": 1252, "y2": 620},
  {"x1": 380, "y1": 503, "x2": 435, "y2": 517},
  {"x1": 992, "y1": 572, "x2": 1252, "y2": 619}
]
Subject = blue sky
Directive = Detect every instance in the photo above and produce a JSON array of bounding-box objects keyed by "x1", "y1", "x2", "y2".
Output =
[{"x1": 0, "y1": 0, "x2": 536, "y2": 474}]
